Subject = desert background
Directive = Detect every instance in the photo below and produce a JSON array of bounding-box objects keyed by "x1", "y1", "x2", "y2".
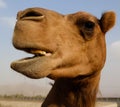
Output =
[{"x1": 0, "y1": 83, "x2": 119, "y2": 107}]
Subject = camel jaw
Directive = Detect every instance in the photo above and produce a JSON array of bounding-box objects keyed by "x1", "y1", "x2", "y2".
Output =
[{"x1": 11, "y1": 49, "x2": 55, "y2": 79}]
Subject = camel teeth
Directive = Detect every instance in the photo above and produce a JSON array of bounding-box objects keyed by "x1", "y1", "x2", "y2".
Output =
[
  {"x1": 30, "y1": 50, "x2": 52, "y2": 56},
  {"x1": 39, "y1": 51, "x2": 46, "y2": 55},
  {"x1": 45, "y1": 53, "x2": 52, "y2": 56}
]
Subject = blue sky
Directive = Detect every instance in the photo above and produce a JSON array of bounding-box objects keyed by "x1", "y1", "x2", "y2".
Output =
[{"x1": 0, "y1": 0, "x2": 120, "y2": 97}]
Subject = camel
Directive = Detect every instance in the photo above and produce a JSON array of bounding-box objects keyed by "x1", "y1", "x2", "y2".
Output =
[{"x1": 11, "y1": 7, "x2": 116, "y2": 107}]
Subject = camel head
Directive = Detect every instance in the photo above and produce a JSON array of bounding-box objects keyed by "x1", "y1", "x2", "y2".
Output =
[{"x1": 11, "y1": 7, "x2": 115, "y2": 80}]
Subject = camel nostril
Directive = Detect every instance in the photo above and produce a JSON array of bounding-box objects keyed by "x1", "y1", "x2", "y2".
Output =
[
  {"x1": 23, "y1": 11, "x2": 43, "y2": 18},
  {"x1": 18, "y1": 10, "x2": 44, "y2": 20}
]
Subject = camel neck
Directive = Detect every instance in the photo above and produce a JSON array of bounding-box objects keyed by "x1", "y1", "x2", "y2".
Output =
[{"x1": 42, "y1": 75, "x2": 100, "y2": 107}]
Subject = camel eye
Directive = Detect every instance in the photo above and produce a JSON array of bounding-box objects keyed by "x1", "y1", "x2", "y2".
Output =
[
  {"x1": 84, "y1": 21, "x2": 95, "y2": 30},
  {"x1": 76, "y1": 19, "x2": 95, "y2": 40}
]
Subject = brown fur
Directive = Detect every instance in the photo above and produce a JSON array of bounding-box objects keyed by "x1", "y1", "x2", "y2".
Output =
[{"x1": 11, "y1": 8, "x2": 116, "y2": 107}]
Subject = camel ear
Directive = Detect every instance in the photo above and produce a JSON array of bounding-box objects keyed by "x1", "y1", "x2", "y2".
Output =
[{"x1": 100, "y1": 11, "x2": 116, "y2": 33}]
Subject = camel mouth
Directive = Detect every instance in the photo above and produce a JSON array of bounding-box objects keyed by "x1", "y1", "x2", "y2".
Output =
[
  {"x1": 14, "y1": 48, "x2": 53, "y2": 63},
  {"x1": 11, "y1": 48, "x2": 55, "y2": 79}
]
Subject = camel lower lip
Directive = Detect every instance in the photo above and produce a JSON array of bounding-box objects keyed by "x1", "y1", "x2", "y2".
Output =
[
  {"x1": 12, "y1": 52, "x2": 52, "y2": 64},
  {"x1": 11, "y1": 56, "x2": 54, "y2": 79},
  {"x1": 11, "y1": 56, "x2": 46, "y2": 65}
]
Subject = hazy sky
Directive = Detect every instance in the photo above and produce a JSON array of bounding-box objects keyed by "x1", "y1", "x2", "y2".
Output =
[{"x1": 0, "y1": 0, "x2": 120, "y2": 97}]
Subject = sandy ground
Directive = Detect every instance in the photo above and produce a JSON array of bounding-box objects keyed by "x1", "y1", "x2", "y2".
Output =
[
  {"x1": 0, "y1": 99, "x2": 118, "y2": 107},
  {"x1": 0, "y1": 100, "x2": 42, "y2": 107},
  {"x1": 96, "y1": 102, "x2": 117, "y2": 107}
]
